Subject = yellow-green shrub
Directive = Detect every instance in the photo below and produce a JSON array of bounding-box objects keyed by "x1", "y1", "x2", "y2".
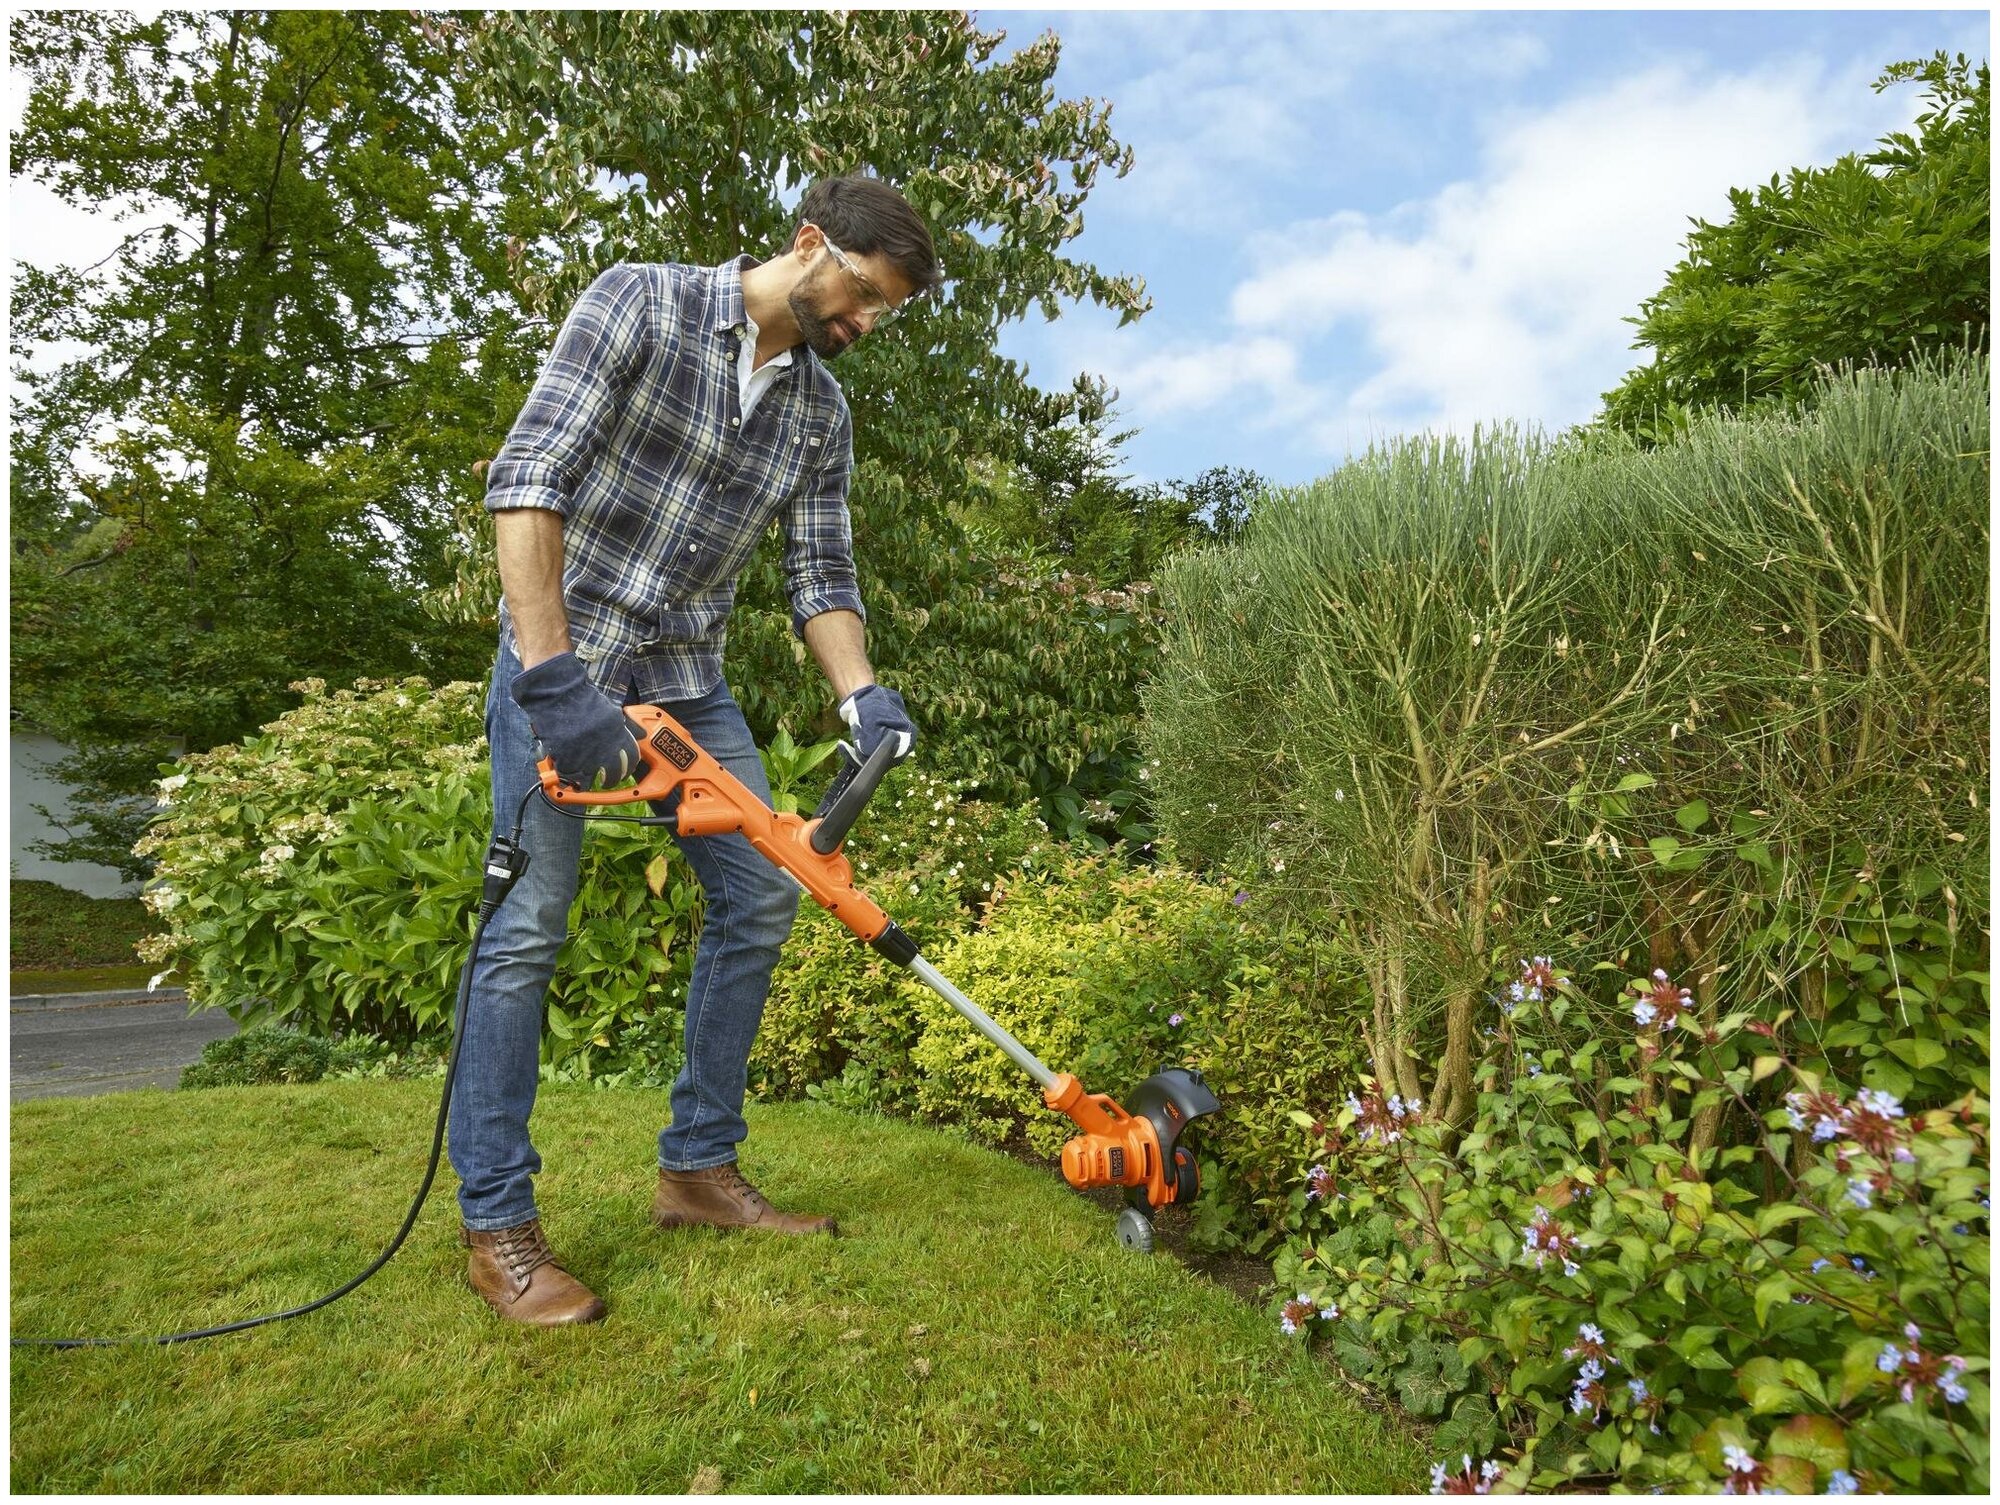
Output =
[{"x1": 906, "y1": 852, "x2": 1255, "y2": 1157}]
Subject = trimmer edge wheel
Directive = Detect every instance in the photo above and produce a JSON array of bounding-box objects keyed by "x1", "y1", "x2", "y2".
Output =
[{"x1": 1113, "y1": 1206, "x2": 1155, "y2": 1253}]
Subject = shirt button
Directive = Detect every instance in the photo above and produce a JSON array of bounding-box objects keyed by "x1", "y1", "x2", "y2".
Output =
[
  {"x1": 687, "y1": 544, "x2": 697, "y2": 553},
  {"x1": 728, "y1": 417, "x2": 740, "y2": 427}
]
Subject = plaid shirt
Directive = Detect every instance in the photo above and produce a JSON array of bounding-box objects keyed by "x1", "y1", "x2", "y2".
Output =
[{"x1": 485, "y1": 256, "x2": 865, "y2": 703}]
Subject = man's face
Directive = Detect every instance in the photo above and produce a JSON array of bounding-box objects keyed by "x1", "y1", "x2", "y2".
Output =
[{"x1": 788, "y1": 234, "x2": 917, "y2": 360}]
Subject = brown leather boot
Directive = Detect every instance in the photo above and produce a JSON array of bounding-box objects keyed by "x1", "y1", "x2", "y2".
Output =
[
  {"x1": 462, "y1": 1219, "x2": 607, "y2": 1325},
  {"x1": 653, "y1": 1163, "x2": 837, "y2": 1235}
]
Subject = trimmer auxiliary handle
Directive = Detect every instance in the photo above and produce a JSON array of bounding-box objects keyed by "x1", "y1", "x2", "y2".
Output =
[{"x1": 536, "y1": 707, "x2": 1218, "y2": 1217}]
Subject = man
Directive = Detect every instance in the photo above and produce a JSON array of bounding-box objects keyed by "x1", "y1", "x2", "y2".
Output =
[{"x1": 452, "y1": 173, "x2": 941, "y2": 1325}]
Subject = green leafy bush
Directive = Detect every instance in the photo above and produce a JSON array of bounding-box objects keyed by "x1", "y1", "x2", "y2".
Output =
[
  {"x1": 134, "y1": 676, "x2": 702, "y2": 1055},
  {"x1": 1273, "y1": 953, "x2": 1990, "y2": 1494},
  {"x1": 179, "y1": 1025, "x2": 377, "y2": 1088},
  {"x1": 1600, "y1": 53, "x2": 1988, "y2": 438},
  {"x1": 899, "y1": 852, "x2": 1267, "y2": 1157}
]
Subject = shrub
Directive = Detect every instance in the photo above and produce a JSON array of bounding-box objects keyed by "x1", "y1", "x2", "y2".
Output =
[
  {"x1": 898, "y1": 853, "x2": 1265, "y2": 1157},
  {"x1": 1146, "y1": 352, "x2": 1989, "y2": 1147},
  {"x1": 135, "y1": 675, "x2": 703, "y2": 1054},
  {"x1": 179, "y1": 1025, "x2": 377, "y2": 1088},
  {"x1": 1274, "y1": 953, "x2": 1990, "y2": 1494},
  {"x1": 136, "y1": 677, "x2": 1074, "y2": 1083}
]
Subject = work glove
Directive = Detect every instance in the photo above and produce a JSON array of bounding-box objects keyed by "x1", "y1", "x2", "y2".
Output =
[
  {"x1": 838, "y1": 683, "x2": 916, "y2": 764},
  {"x1": 509, "y1": 651, "x2": 644, "y2": 789}
]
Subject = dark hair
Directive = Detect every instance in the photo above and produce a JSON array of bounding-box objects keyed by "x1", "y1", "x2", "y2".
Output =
[{"x1": 790, "y1": 173, "x2": 943, "y2": 297}]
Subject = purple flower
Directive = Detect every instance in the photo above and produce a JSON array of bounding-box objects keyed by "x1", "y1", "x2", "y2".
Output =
[
  {"x1": 1856, "y1": 1088, "x2": 1904, "y2": 1118},
  {"x1": 1633, "y1": 999, "x2": 1657, "y2": 1026},
  {"x1": 1231, "y1": 890, "x2": 1248, "y2": 906},
  {"x1": 1167, "y1": 1012, "x2": 1185, "y2": 1028},
  {"x1": 1827, "y1": 1471, "x2": 1858, "y2": 1495},
  {"x1": 1627, "y1": 1378, "x2": 1648, "y2": 1401},
  {"x1": 1847, "y1": 1178, "x2": 1874, "y2": 1210},
  {"x1": 1877, "y1": 1344, "x2": 1903, "y2": 1374},
  {"x1": 1940, "y1": 1361, "x2": 1969, "y2": 1405}
]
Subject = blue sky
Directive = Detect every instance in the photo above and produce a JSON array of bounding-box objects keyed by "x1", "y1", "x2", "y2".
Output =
[{"x1": 983, "y1": 8, "x2": 1990, "y2": 487}]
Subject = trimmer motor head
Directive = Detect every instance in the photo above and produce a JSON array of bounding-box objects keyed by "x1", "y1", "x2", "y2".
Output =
[
  {"x1": 1125, "y1": 1067, "x2": 1221, "y2": 1205},
  {"x1": 1049, "y1": 1065, "x2": 1221, "y2": 1211}
]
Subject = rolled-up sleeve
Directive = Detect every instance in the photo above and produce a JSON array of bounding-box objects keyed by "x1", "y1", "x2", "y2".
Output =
[
  {"x1": 485, "y1": 264, "x2": 656, "y2": 517},
  {"x1": 781, "y1": 404, "x2": 867, "y2": 637}
]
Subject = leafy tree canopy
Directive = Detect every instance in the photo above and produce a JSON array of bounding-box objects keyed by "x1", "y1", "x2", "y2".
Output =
[{"x1": 1599, "y1": 51, "x2": 1988, "y2": 439}]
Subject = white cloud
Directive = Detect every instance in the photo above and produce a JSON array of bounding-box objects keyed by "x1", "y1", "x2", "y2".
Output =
[
  {"x1": 1113, "y1": 333, "x2": 1300, "y2": 415},
  {"x1": 1047, "y1": 11, "x2": 1552, "y2": 228},
  {"x1": 1229, "y1": 56, "x2": 1920, "y2": 440}
]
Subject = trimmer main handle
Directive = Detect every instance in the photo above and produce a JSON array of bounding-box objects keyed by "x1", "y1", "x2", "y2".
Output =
[
  {"x1": 537, "y1": 706, "x2": 904, "y2": 951},
  {"x1": 808, "y1": 736, "x2": 900, "y2": 855}
]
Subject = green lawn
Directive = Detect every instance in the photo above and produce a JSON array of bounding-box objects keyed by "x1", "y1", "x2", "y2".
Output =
[
  {"x1": 8, "y1": 879, "x2": 154, "y2": 973},
  {"x1": 11, "y1": 1082, "x2": 1428, "y2": 1492}
]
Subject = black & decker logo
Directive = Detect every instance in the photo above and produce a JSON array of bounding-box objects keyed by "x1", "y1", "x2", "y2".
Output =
[{"x1": 651, "y1": 726, "x2": 698, "y2": 770}]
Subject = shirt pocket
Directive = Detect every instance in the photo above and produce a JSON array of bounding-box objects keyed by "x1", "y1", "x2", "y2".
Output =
[{"x1": 776, "y1": 418, "x2": 832, "y2": 499}]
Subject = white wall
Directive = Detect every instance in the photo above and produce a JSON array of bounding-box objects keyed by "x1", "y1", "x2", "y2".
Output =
[{"x1": 10, "y1": 732, "x2": 143, "y2": 898}]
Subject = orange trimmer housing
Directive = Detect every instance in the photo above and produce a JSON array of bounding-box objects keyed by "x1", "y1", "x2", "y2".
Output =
[
  {"x1": 538, "y1": 704, "x2": 896, "y2": 945},
  {"x1": 538, "y1": 706, "x2": 1214, "y2": 1213}
]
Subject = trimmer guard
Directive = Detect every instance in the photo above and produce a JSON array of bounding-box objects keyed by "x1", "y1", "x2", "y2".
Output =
[{"x1": 1125, "y1": 1067, "x2": 1221, "y2": 1206}]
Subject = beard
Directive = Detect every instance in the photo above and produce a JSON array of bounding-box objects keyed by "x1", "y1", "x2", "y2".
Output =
[{"x1": 787, "y1": 263, "x2": 857, "y2": 360}]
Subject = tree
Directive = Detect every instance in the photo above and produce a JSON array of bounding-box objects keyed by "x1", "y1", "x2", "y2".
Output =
[
  {"x1": 1599, "y1": 52, "x2": 1988, "y2": 439},
  {"x1": 427, "y1": 10, "x2": 1161, "y2": 814},
  {"x1": 9, "y1": 10, "x2": 549, "y2": 869}
]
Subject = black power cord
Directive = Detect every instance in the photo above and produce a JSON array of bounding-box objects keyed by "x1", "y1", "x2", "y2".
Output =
[{"x1": 11, "y1": 788, "x2": 541, "y2": 1350}]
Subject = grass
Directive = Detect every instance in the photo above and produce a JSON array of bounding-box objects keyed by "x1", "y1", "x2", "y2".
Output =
[
  {"x1": 8, "y1": 879, "x2": 155, "y2": 974},
  {"x1": 11, "y1": 1081, "x2": 1428, "y2": 1493},
  {"x1": 10, "y1": 963, "x2": 159, "y2": 995}
]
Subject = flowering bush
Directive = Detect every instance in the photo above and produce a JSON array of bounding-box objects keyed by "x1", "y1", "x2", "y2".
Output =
[
  {"x1": 135, "y1": 677, "x2": 704, "y2": 1054},
  {"x1": 1272, "y1": 954, "x2": 1989, "y2": 1494}
]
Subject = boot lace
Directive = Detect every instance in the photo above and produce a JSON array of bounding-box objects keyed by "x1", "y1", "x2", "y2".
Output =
[
  {"x1": 494, "y1": 1220, "x2": 557, "y2": 1281},
  {"x1": 715, "y1": 1164, "x2": 762, "y2": 1200}
]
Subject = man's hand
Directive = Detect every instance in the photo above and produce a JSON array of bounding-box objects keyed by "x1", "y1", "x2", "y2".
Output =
[
  {"x1": 509, "y1": 651, "x2": 644, "y2": 788},
  {"x1": 838, "y1": 684, "x2": 916, "y2": 763}
]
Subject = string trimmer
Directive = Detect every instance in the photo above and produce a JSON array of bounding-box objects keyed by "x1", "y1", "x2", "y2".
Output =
[{"x1": 539, "y1": 705, "x2": 1222, "y2": 1252}]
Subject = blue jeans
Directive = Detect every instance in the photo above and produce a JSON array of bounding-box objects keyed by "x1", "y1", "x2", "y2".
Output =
[{"x1": 448, "y1": 636, "x2": 801, "y2": 1231}]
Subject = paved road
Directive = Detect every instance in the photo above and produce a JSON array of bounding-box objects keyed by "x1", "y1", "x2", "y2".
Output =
[{"x1": 11, "y1": 995, "x2": 239, "y2": 1101}]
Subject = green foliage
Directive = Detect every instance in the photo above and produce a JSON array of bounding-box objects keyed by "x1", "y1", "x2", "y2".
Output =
[
  {"x1": 754, "y1": 764, "x2": 1064, "y2": 1102},
  {"x1": 956, "y1": 380, "x2": 1270, "y2": 588},
  {"x1": 7, "y1": 879, "x2": 153, "y2": 970},
  {"x1": 179, "y1": 1024, "x2": 375, "y2": 1089},
  {"x1": 1600, "y1": 53, "x2": 1989, "y2": 439},
  {"x1": 899, "y1": 853, "x2": 1257, "y2": 1156},
  {"x1": 1275, "y1": 951, "x2": 1990, "y2": 1494},
  {"x1": 132, "y1": 676, "x2": 703, "y2": 1055},
  {"x1": 1147, "y1": 352, "x2": 1989, "y2": 1138}
]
